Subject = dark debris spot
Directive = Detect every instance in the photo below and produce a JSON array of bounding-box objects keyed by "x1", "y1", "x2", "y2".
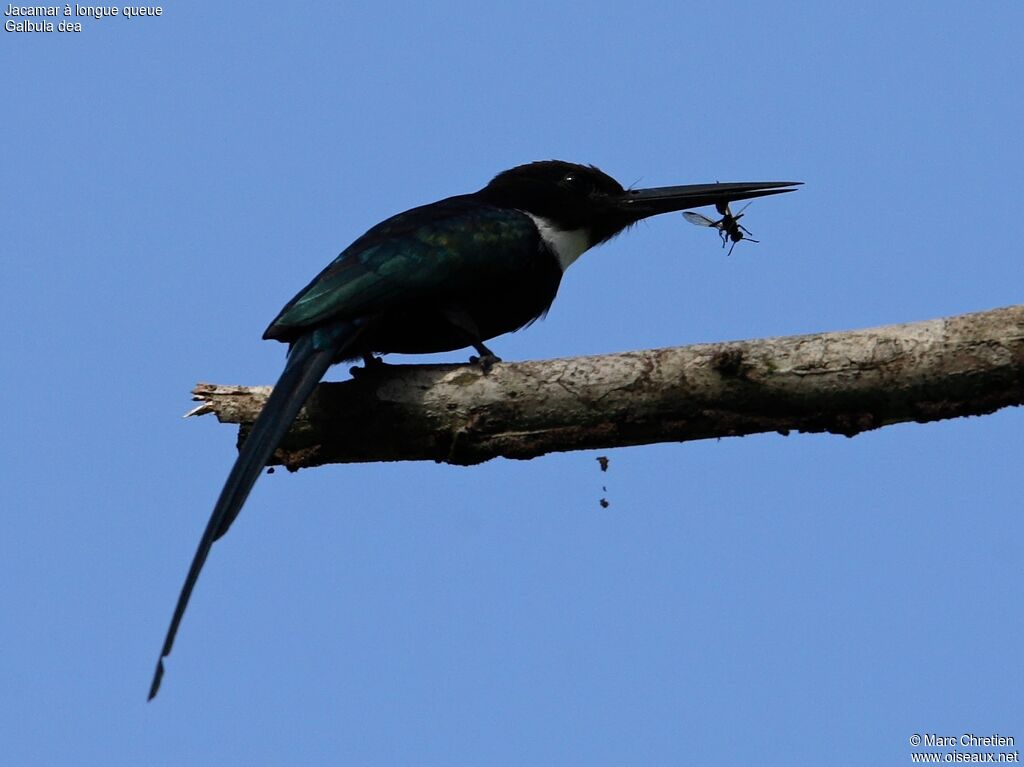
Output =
[
  {"x1": 711, "y1": 348, "x2": 749, "y2": 378},
  {"x1": 596, "y1": 456, "x2": 609, "y2": 472}
]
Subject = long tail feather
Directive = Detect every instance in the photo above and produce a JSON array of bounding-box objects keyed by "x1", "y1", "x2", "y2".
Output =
[{"x1": 148, "y1": 330, "x2": 348, "y2": 700}]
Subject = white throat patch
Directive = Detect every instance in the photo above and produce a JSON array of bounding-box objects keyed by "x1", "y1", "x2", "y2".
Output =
[{"x1": 522, "y1": 212, "x2": 591, "y2": 271}]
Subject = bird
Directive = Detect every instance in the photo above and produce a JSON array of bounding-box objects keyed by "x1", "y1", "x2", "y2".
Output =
[{"x1": 149, "y1": 160, "x2": 800, "y2": 699}]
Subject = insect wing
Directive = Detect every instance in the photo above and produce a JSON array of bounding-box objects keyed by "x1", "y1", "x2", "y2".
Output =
[{"x1": 682, "y1": 211, "x2": 718, "y2": 227}]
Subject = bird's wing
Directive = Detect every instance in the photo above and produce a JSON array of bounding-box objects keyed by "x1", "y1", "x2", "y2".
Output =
[{"x1": 264, "y1": 197, "x2": 538, "y2": 340}]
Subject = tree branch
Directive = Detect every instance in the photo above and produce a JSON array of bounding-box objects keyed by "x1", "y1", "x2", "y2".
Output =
[{"x1": 188, "y1": 305, "x2": 1024, "y2": 469}]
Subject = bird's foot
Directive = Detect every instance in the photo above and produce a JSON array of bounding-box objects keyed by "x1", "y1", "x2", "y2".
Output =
[
  {"x1": 350, "y1": 354, "x2": 389, "y2": 379},
  {"x1": 468, "y1": 353, "x2": 501, "y2": 374}
]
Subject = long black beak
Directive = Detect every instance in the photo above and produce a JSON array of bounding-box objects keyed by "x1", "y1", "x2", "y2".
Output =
[{"x1": 618, "y1": 181, "x2": 802, "y2": 219}]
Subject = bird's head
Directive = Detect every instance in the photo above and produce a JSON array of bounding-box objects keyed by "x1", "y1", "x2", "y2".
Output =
[{"x1": 478, "y1": 160, "x2": 800, "y2": 270}]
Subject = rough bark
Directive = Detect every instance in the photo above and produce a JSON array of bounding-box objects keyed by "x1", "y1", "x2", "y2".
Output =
[{"x1": 186, "y1": 305, "x2": 1024, "y2": 469}]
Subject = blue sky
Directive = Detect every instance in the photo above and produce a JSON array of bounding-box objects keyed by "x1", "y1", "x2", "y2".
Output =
[{"x1": 4, "y1": 2, "x2": 1022, "y2": 764}]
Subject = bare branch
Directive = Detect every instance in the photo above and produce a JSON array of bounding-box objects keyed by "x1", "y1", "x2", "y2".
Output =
[{"x1": 189, "y1": 305, "x2": 1024, "y2": 469}]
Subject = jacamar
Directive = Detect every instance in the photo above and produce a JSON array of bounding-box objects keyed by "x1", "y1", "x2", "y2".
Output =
[{"x1": 149, "y1": 160, "x2": 800, "y2": 698}]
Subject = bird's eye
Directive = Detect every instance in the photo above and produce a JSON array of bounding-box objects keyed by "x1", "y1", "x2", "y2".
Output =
[{"x1": 561, "y1": 172, "x2": 587, "y2": 190}]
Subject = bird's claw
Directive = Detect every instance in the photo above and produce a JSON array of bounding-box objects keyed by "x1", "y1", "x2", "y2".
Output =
[
  {"x1": 468, "y1": 353, "x2": 500, "y2": 374},
  {"x1": 349, "y1": 354, "x2": 388, "y2": 379}
]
